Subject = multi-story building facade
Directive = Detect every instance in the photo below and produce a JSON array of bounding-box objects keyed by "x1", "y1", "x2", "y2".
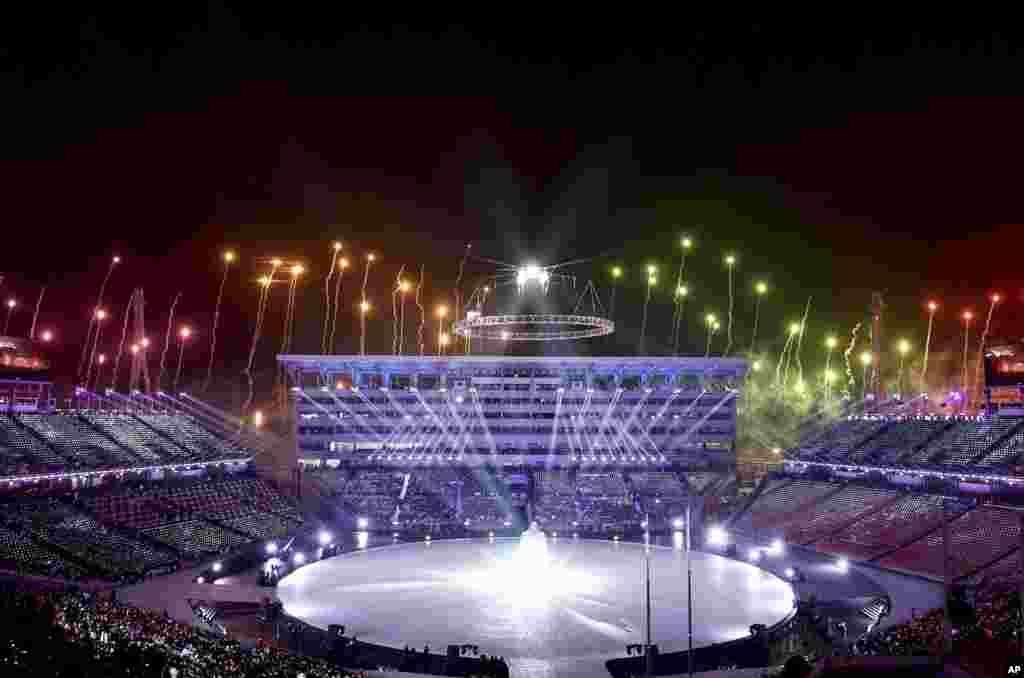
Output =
[{"x1": 279, "y1": 355, "x2": 747, "y2": 469}]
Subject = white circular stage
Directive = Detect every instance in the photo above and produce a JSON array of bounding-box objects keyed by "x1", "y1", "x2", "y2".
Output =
[{"x1": 277, "y1": 537, "x2": 795, "y2": 667}]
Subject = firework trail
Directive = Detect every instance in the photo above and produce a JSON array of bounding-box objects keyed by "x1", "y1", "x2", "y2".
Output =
[
  {"x1": 775, "y1": 330, "x2": 795, "y2": 389},
  {"x1": 328, "y1": 255, "x2": 347, "y2": 355},
  {"x1": 794, "y1": 297, "x2": 812, "y2": 386},
  {"x1": 392, "y1": 265, "x2": 405, "y2": 355},
  {"x1": 724, "y1": 262, "x2": 736, "y2": 357},
  {"x1": 670, "y1": 255, "x2": 686, "y2": 349},
  {"x1": 282, "y1": 271, "x2": 301, "y2": 354},
  {"x1": 360, "y1": 255, "x2": 375, "y2": 355},
  {"x1": 843, "y1": 322, "x2": 863, "y2": 399},
  {"x1": 78, "y1": 257, "x2": 119, "y2": 381},
  {"x1": 242, "y1": 263, "x2": 279, "y2": 415},
  {"x1": 29, "y1": 286, "x2": 45, "y2": 341},
  {"x1": 84, "y1": 308, "x2": 110, "y2": 392},
  {"x1": 974, "y1": 296, "x2": 1000, "y2": 400},
  {"x1": 455, "y1": 244, "x2": 470, "y2": 351},
  {"x1": 173, "y1": 329, "x2": 188, "y2": 392},
  {"x1": 416, "y1": 266, "x2": 425, "y2": 356},
  {"x1": 322, "y1": 243, "x2": 341, "y2": 353},
  {"x1": 110, "y1": 291, "x2": 135, "y2": 390},
  {"x1": 157, "y1": 293, "x2": 181, "y2": 392},
  {"x1": 204, "y1": 254, "x2": 233, "y2": 392},
  {"x1": 921, "y1": 305, "x2": 937, "y2": 391}
]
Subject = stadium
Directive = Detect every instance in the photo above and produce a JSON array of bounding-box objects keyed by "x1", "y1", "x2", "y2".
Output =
[{"x1": 3, "y1": 249, "x2": 1024, "y2": 678}]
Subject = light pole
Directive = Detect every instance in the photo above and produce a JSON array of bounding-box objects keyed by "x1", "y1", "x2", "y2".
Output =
[
  {"x1": 436, "y1": 305, "x2": 448, "y2": 356},
  {"x1": 750, "y1": 281, "x2": 767, "y2": 354},
  {"x1": 897, "y1": 339, "x2": 911, "y2": 398}
]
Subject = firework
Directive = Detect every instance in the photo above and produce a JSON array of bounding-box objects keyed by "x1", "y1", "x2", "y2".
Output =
[
  {"x1": 920, "y1": 301, "x2": 938, "y2": 392},
  {"x1": 896, "y1": 339, "x2": 911, "y2": 396},
  {"x1": 961, "y1": 310, "x2": 973, "y2": 398},
  {"x1": 322, "y1": 242, "x2": 342, "y2": 354},
  {"x1": 3, "y1": 298, "x2": 16, "y2": 336},
  {"x1": 83, "y1": 308, "x2": 108, "y2": 390},
  {"x1": 360, "y1": 254, "x2": 375, "y2": 356},
  {"x1": 794, "y1": 297, "x2": 812, "y2": 386},
  {"x1": 78, "y1": 255, "x2": 120, "y2": 380},
  {"x1": 436, "y1": 305, "x2": 448, "y2": 356},
  {"x1": 174, "y1": 326, "x2": 191, "y2": 392},
  {"x1": 242, "y1": 261, "x2": 280, "y2": 415},
  {"x1": 673, "y1": 284, "x2": 689, "y2": 356},
  {"x1": 750, "y1": 281, "x2": 767, "y2": 354},
  {"x1": 157, "y1": 292, "x2": 181, "y2": 393},
  {"x1": 392, "y1": 265, "x2": 406, "y2": 355},
  {"x1": 29, "y1": 286, "x2": 46, "y2": 342},
  {"x1": 204, "y1": 251, "x2": 234, "y2": 392},
  {"x1": 973, "y1": 294, "x2": 1000, "y2": 401},
  {"x1": 329, "y1": 255, "x2": 349, "y2": 354},
  {"x1": 110, "y1": 291, "x2": 135, "y2": 390},
  {"x1": 723, "y1": 254, "x2": 736, "y2": 356},
  {"x1": 824, "y1": 336, "x2": 838, "y2": 401},
  {"x1": 639, "y1": 265, "x2": 657, "y2": 355},
  {"x1": 670, "y1": 236, "x2": 692, "y2": 351},
  {"x1": 843, "y1": 322, "x2": 862, "y2": 399},
  {"x1": 455, "y1": 244, "x2": 471, "y2": 353},
  {"x1": 399, "y1": 276, "x2": 410, "y2": 356},
  {"x1": 704, "y1": 313, "x2": 717, "y2": 358},
  {"x1": 416, "y1": 266, "x2": 425, "y2": 356}
]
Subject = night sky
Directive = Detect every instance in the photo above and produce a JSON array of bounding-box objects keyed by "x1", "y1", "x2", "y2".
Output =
[{"x1": 3, "y1": 13, "x2": 1023, "y2": 391}]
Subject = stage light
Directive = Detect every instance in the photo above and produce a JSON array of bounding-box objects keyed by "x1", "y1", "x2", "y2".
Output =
[
  {"x1": 748, "y1": 548, "x2": 761, "y2": 562},
  {"x1": 770, "y1": 539, "x2": 784, "y2": 555},
  {"x1": 266, "y1": 542, "x2": 278, "y2": 554},
  {"x1": 357, "y1": 517, "x2": 369, "y2": 530},
  {"x1": 755, "y1": 281, "x2": 767, "y2": 295},
  {"x1": 196, "y1": 576, "x2": 205, "y2": 584},
  {"x1": 784, "y1": 567, "x2": 795, "y2": 579},
  {"x1": 836, "y1": 557, "x2": 849, "y2": 573},
  {"x1": 706, "y1": 525, "x2": 728, "y2": 546},
  {"x1": 212, "y1": 561, "x2": 222, "y2": 573},
  {"x1": 318, "y1": 531, "x2": 332, "y2": 546},
  {"x1": 672, "y1": 517, "x2": 684, "y2": 529},
  {"x1": 681, "y1": 236, "x2": 692, "y2": 249},
  {"x1": 40, "y1": 330, "x2": 53, "y2": 342},
  {"x1": 113, "y1": 256, "x2": 121, "y2": 264},
  {"x1": 293, "y1": 552, "x2": 305, "y2": 565}
]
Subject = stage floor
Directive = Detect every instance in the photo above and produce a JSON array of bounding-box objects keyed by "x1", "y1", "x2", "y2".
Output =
[{"x1": 277, "y1": 538, "x2": 795, "y2": 674}]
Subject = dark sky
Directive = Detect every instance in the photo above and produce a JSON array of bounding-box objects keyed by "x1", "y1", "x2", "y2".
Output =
[{"x1": 2, "y1": 13, "x2": 1023, "y2": 389}]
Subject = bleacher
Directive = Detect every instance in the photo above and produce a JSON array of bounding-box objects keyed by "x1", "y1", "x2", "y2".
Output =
[
  {"x1": 858, "y1": 419, "x2": 952, "y2": 464},
  {"x1": 459, "y1": 470, "x2": 516, "y2": 528},
  {"x1": 81, "y1": 412, "x2": 187, "y2": 464},
  {"x1": 576, "y1": 472, "x2": 635, "y2": 529},
  {"x1": 535, "y1": 471, "x2": 577, "y2": 530},
  {"x1": 795, "y1": 418, "x2": 889, "y2": 461},
  {"x1": 0, "y1": 498, "x2": 177, "y2": 576},
  {"x1": 333, "y1": 470, "x2": 404, "y2": 526},
  {"x1": 815, "y1": 493, "x2": 965, "y2": 560},
  {"x1": 934, "y1": 418, "x2": 1021, "y2": 466},
  {"x1": 0, "y1": 413, "x2": 66, "y2": 470},
  {"x1": 23, "y1": 414, "x2": 141, "y2": 467},
  {"x1": 142, "y1": 518, "x2": 250, "y2": 557},
  {"x1": 731, "y1": 479, "x2": 842, "y2": 533},
  {"x1": 781, "y1": 485, "x2": 898, "y2": 545},
  {"x1": 978, "y1": 428, "x2": 1024, "y2": 467},
  {"x1": 136, "y1": 414, "x2": 244, "y2": 461},
  {"x1": 877, "y1": 504, "x2": 1021, "y2": 579},
  {"x1": 0, "y1": 524, "x2": 86, "y2": 579}
]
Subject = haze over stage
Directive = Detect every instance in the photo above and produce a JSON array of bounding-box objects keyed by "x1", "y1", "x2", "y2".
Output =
[{"x1": 277, "y1": 538, "x2": 795, "y2": 675}]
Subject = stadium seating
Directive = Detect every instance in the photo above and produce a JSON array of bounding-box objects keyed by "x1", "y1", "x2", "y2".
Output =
[
  {"x1": 535, "y1": 471, "x2": 577, "y2": 529},
  {"x1": 136, "y1": 413, "x2": 245, "y2": 461},
  {"x1": 576, "y1": 472, "x2": 636, "y2": 529},
  {"x1": 81, "y1": 412, "x2": 187, "y2": 463},
  {"x1": 0, "y1": 524, "x2": 86, "y2": 579},
  {"x1": 142, "y1": 518, "x2": 250, "y2": 556},
  {"x1": 731, "y1": 479, "x2": 840, "y2": 533},
  {"x1": 0, "y1": 413, "x2": 66, "y2": 470},
  {"x1": 17, "y1": 414, "x2": 123, "y2": 467},
  {"x1": 933, "y1": 417, "x2": 1020, "y2": 465},
  {"x1": 877, "y1": 504, "x2": 1020, "y2": 579},
  {"x1": 978, "y1": 428, "x2": 1024, "y2": 467},
  {"x1": 814, "y1": 493, "x2": 966, "y2": 560},
  {"x1": 858, "y1": 418, "x2": 952, "y2": 464},
  {"x1": 781, "y1": 485, "x2": 898, "y2": 545}
]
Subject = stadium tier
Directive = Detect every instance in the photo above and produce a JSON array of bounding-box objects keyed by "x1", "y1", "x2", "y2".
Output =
[
  {"x1": 278, "y1": 355, "x2": 746, "y2": 469},
  {"x1": 0, "y1": 410, "x2": 252, "y2": 480}
]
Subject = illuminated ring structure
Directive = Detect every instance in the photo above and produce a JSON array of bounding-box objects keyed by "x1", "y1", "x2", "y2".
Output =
[{"x1": 454, "y1": 314, "x2": 614, "y2": 341}]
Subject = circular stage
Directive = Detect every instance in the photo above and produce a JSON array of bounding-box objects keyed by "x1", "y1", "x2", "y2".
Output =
[{"x1": 277, "y1": 538, "x2": 795, "y2": 666}]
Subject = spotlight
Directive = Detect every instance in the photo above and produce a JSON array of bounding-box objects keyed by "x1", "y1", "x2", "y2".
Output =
[
  {"x1": 748, "y1": 548, "x2": 761, "y2": 562},
  {"x1": 784, "y1": 567, "x2": 795, "y2": 580},
  {"x1": 356, "y1": 517, "x2": 369, "y2": 530},
  {"x1": 293, "y1": 552, "x2": 306, "y2": 565},
  {"x1": 196, "y1": 576, "x2": 205, "y2": 584},
  {"x1": 212, "y1": 561, "x2": 222, "y2": 573},
  {"x1": 836, "y1": 557, "x2": 849, "y2": 573},
  {"x1": 706, "y1": 525, "x2": 728, "y2": 547},
  {"x1": 672, "y1": 517, "x2": 684, "y2": 529},
  {"x1": 266, "y1": 542, "x2": 278, "y2": 555},
  {"x1": 318, "y1": 531, "x2": 332, "y2": 546},
  {"x1": 770, "y1": 539, "x2": 784, "y2": 555}
]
